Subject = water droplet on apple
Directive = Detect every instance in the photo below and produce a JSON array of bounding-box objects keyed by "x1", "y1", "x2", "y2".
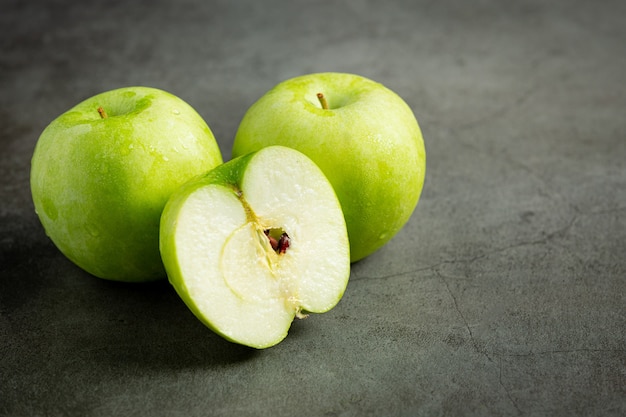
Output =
[
  {"x1": 172, "y1": 109, "x2": 180, "y2": 115},
  {"x1": 378, "y1": 232, "x2": 388, "y2": 240},
  {"x1": 41, "y1": 197, "x2": 58, "y2": 221},
  {"x1": 162, "y1": 156, "x2": 169, "y2": 161},
  {"x1": 87, "y1": 225, "x2": 100, "y2": 237}
]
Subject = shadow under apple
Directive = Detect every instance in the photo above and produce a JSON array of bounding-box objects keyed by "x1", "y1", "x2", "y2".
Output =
[
  {"x1": 65, "y1": 277, "x2": 261, "y2": 371},
  {"x1": 1, "y1": 216, "x2": 259, "y2": 375}
]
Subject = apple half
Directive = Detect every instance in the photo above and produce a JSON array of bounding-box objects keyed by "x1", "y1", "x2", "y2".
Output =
[{"x1": 159, "y1": 146, "x2": 350, "y2": 348}]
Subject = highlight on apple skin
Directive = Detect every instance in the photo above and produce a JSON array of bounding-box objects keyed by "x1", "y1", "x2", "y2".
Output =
[
  {"x1": 159, "y1": 146, "x2": 350, "y2": 349},
  {"x1": 30, "y1": 86, "x2": 223, "y2": 282},
  {"x1": 233, "y1": 72, "x2": 426, "y2": 262}
]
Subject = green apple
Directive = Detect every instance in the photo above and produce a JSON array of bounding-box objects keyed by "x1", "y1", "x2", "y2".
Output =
[
  {"x1": 160, "y1": 146, "x2": 350, "y2": 348},
  {"x1": 30, "y1": 86, "x2": 223, "y2": 282},
  {"x1": 232, "y1": 72, "x2": 426, "y2": 262}
]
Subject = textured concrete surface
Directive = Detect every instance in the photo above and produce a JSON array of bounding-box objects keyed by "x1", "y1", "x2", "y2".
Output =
[{"x1": 1, "y1": 0, "x2": 625, "y2": 416}]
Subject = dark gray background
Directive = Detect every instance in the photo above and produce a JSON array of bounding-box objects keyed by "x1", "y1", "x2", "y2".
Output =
[{"x1": 1, "y1": 0, "x2": 625, "y2": 416}]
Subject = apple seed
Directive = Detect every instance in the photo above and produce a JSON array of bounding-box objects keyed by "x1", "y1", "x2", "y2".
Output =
[
  {"x1": 264, "y1": 229, "x2": 290, "y2": 254},
  {"x1": 277, "y1": 233, "x2": 290, "y2": 254}
]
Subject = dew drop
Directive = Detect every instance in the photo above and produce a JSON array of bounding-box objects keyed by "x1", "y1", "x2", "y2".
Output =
[
  {"x1": 87, "y1": 225, "x2": 100, "y2": 237},
  {"x1": 171, "y1": 109, "x2": 180, "y2": 115},
  {"x1": 41, "y1": 197, "x2": 58, "y2": 221}
]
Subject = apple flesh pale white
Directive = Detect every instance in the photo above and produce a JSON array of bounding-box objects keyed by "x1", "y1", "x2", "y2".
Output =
[
  {"x1": 159, "y1": 146, "x2": 350, "y2": 348},
  {"x1": 30, "y1": 86, "x2": 223, "y2": 282},
  {"x1": 233, "y1": 72, "x2": 426, "y2": 262}
]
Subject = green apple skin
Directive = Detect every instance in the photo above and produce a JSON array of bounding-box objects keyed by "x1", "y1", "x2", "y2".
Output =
[
  {"x1": 160, "y1": 146, "x2": 350, "y2": 348},
  {"x1": 232, "y1": 72, "x2": 426, "y2": 262},
  {"x1": 30, "y1": 86, "x2": 223, "y2": 282}
]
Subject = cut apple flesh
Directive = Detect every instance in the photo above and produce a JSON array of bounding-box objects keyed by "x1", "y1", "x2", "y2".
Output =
[{"x1": 160, "y1": 146, "x2": 350, "y2": 348}]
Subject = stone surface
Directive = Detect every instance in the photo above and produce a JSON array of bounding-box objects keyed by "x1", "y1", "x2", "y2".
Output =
[{"x1": 1, "y1": 0, "x2": 624, "y2": 416}]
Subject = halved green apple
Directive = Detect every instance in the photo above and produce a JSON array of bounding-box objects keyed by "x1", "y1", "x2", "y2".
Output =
[{"x1": 159, "y1": 146, "x2": 350, "y2": 348}]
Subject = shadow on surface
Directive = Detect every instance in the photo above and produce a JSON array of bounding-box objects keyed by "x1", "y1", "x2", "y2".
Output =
[
  {"x1": 1, "y1": 215, "x2": 260, "y2": 373},
  {"x1": 63, "y1": 277, "x2": 261, "y2": 371}
]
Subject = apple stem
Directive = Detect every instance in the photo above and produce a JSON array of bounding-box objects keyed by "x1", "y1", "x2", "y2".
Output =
[
  {"x1": 97, "y1": 106, "x2": 108, "y2": 119},
  {"x1": 316, "y1": 93, "x2": 329, "y2": 110}
]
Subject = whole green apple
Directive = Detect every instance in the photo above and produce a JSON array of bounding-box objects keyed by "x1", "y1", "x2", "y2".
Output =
[
  {"x1": 232, "y1": 72, "x2": 426, "y2": 262},
  {"x1": 160, "y1": 146, "x2": 350, "y2": 348},
  {"x1": 30, "y1": 86, "x2": 223, "y2": 282}
]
